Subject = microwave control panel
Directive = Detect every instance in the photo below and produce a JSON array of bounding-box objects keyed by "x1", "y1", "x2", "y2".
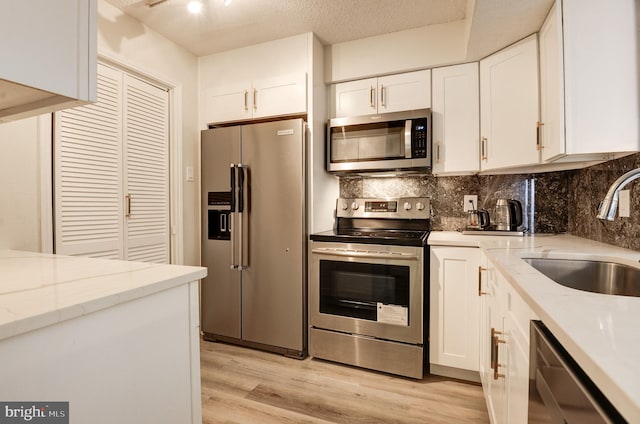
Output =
[{"x1": 411, "y1": 118, "x2": 428, "y2": 158}]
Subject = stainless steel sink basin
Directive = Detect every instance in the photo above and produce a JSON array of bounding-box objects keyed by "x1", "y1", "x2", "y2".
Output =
[{"x1": 523, "y1": 258, "x2": 640, "y2": 297}]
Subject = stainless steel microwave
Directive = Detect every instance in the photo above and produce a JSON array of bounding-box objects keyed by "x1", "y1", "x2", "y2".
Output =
[{"x1": 327, "y1": 109, "x2": 431, "y2": 174}]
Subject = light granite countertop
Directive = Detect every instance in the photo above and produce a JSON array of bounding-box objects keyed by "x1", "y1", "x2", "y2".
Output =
[
  {"x1": 428, "y1": 231, "x2": 640, "y2": 422},
  {"x1": 0, "y1": 250, "x2": 207, "y2": 341}
]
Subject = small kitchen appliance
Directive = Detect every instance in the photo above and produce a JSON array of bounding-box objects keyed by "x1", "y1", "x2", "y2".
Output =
[
  {"x1": 309, "y1": 197, "x2": 430, "y2": 378},
  {"x1": 327, "y1": 109, "x2": 431, "y2": 174},
  {"x1": 493, "y1": 199, "x2": 523, "y2": 231},
  {"x1": 467, "y1": 209, "x2": 491, "y2": 230}
]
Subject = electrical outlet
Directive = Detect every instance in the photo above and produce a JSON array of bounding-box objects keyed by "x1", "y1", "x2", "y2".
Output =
[
  {"x1": 619, "y1": 190, "x2": 631, "y2": 217},
  {"x1": 463, "y1": 195, "x2": 478, "y2": 212}
]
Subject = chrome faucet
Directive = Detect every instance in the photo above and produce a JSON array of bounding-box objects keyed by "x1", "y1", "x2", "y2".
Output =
[{"x1": 597, "y1": 168, "x2": 640, "y2": 221}]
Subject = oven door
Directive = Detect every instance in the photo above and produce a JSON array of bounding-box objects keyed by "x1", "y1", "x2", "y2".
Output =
[{"x1": 310, "y1": 242, "x2": 424, "y2": 344}]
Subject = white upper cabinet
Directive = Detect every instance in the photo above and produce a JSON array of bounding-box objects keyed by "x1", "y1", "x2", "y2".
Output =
[
  {"x1": 199, "y1": 34, "x2": 309, "y2": 126},
  {"x1": 331, "y1": 70, "x2": 431, "y2": 118},
  {"x1": 203, "y1": 73, "x2": 306, "y2": 125},
  {"x1": 539, "y1": 0, "x2": 639, "y2": 163},
  {"x1": 432, "y1": 63, "x2": 480, "y2": 175},
  {"x1": 0, "y1": 0, "x2": 97, "y2": 123},
  {"x1": 480, "y1": 35, "x2": 539, "y2": 171}
]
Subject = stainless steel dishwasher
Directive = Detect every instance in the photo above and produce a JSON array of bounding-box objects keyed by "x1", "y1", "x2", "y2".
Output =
[{"x1": 528, "y1": 321, "x2": 626, "y2": 423}]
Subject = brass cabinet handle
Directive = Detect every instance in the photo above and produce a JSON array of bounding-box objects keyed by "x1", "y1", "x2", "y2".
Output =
[
  {"x1": 244, "y1": 90, "x2": 248, "y2": 111},
  {"x1": 253, "y1": 88, "x2": 257, "y2": 110},
  {"x1": 380, "y1": 84, "x2": 386, "y2": 107},
  {"x1": 492, "y1": 328, "x2": 506, "y2": 380},
  {"x1": 537, "y1": 121, "x2": 545, "y2": 151},
  {"x1": 435, "y1": 142, "x2": 441, "y2": 164},
  {"x1": 370, "y1": 86, "x2": 375, "y2": 108},
  {"x1": 481, "y1": 137, "x2": 488, "y2": 160},
  {"x1": 478, "y1": 266, "x2": 488, "y2": 296}
]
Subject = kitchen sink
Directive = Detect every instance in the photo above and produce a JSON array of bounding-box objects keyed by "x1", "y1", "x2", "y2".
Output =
[{"x1": 523, "y1": 258, "x2": 640, "y2": 297}]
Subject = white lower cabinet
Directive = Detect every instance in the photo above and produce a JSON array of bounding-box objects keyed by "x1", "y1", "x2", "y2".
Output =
[
  {"x1": 479, "y1": 250, "x2": 538, "y2": 424},
  {"x1": 429, "y1": 246, "x2": 481, "y2": 374}
]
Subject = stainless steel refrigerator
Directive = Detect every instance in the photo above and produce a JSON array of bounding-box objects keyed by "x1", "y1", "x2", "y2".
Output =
[{"x1": 200, "y1": 118, "x2": 306, "y2": 358}]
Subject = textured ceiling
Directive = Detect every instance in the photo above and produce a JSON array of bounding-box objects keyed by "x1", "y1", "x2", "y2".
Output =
[{"x1": 104, "y1": 0, "x2": 468, "y2": 56}]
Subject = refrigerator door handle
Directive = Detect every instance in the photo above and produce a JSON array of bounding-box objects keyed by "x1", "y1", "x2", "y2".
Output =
[
  {"x1": 229, "y1": 164, "x2": 238, "y2": 270},
  {"x1": 237, "y1": 164, "x2": 246, "y2": 269}
]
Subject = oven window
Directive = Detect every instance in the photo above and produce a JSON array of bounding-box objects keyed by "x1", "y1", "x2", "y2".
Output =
[{"x1": 319, "y1": 260, "x2": 410, "y2": 322}]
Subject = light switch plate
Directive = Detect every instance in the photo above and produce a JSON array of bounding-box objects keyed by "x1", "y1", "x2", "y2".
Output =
[
  {"x1": 186, "y1": 166, "x2": 194, "y2": 182},
  {"x1": 463, "y1": 195, "x2": 478, "y2": 212},
  {"x1": 619, "y1": 189, "x2": 631, "y2": 217}
]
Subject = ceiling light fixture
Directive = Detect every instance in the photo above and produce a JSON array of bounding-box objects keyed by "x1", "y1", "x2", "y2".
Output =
[
  {"x1": 187, "y1": 0, "x2": 203, "y2": 14},
  {"x1": 223, "y1": 0, "x2": 232, "y2": 6}
]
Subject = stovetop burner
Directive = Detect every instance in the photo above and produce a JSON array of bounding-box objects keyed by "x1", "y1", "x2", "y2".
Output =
[{"x1": 310, "y1": 197, "x2": 431, "y2": 247}]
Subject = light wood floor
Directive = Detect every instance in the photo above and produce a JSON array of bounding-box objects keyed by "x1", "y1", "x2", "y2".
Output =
[{"x1": 200, "y1": 341, "x2": 490, "y2": 424}]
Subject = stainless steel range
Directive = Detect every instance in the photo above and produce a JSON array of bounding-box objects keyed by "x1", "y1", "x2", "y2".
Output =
[{"x1": 309, "y1": 197, "x2": 430, "y2": 379}]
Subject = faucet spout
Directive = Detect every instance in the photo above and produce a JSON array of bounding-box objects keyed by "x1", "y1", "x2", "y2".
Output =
[{"x1": 597, "y1": 168, "x2": 640, "y2": 221}]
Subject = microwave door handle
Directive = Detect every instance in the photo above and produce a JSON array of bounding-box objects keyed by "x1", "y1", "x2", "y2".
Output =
[{"x1": 404, "y1": 120, "x2": 412, "y2": 158}]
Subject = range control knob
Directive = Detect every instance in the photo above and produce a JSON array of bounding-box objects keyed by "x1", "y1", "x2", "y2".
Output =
[
  {"x1": 341, "y1": 201, "x2": 349, "y2": 211},
  {"x1": 351, "y1": 202, "x2": 360, "y2": 211},
  {"x1": 403, "y1": 202, "x2": 412, "y2": 211},
  {"x1": 416, "y1": 202, "x2": 425, "y2": 211}
]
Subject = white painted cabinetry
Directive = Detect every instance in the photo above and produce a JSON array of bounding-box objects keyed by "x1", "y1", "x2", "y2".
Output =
[
  {"x1": 539, "y1": 0, "x2": 639, "y2": 163},
  {"x1": 480, "y1": 35, "x2": 539, "y2": 171},
  {"x1": 431, "y1": 63, "x2": 480, "y2": 175},
  {"x1": 199, "y1": 34, "x2": 310, "y2": 126},
  {"x1": 331, "y1": 70, "x2": 431, "y2": 118},
  {"x1": 429, "y1": 246, "x2": 481, "y2": 376},
  {"x1": 0, "y1": 0, "x2": 96, "y2": 122},
  {"x1": 203, "y1": 73, "x2": 306, "y2": 124},
  {"x1": 479, "y1": 251, "x2": 538, "y2": 424}
]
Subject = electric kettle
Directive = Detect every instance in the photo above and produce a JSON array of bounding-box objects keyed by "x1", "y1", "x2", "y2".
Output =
[
  {"x1": 467, "y1": 209, "x2": 490, "y2": 229},
  {"x1": 493, "y1": 199, "x2": 523, "y2": 231}
]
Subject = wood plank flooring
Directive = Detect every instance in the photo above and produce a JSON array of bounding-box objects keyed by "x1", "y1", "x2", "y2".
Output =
[{"x1": 200, "y1": 341, "x2": 490, "y2": 424}]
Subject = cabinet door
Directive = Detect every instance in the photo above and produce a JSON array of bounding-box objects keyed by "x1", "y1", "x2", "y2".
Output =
[
  {"x1": 332, "y1": 77, "x2": 378, "y2": 118},
  {"x1": 480, "y1": 35, "x2": 539, "y2": 171},
  {"x1": 203, "y1": 82, "x2": 252, "y2": 125},
  {"x1": 123, "y1": 75, "x2": 170, "y2": 264},
  {"x1": 0, "y1": 0, "x2": 96, "y2": 122},
  {"x1": 429, "y1": 246, "x2": 481, "y2": 371},
  {"x1": 539, "y1": 1, "x2": 565, "y2": 162},
  {"x1": 54, "y1": 63, "x2": 124, "y2": 259},
  {"x1": 252, "y1": 73, "x2": 306, "y2": 119},
  {"x1": 377, "y1": 70, "x2": 431, "y2": 113},
  {"x1": 432, "y1": 64, "x2": 479, "y2": 175},
  {"x1": 480, "y1": 254, "x2": 506, "y2": 424}
]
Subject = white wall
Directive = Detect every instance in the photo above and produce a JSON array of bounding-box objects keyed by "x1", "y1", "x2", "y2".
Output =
[
  {"x1": 324, "y1": 21, "x2": 468, "y2": 83},
  {"x1": 0, "y1": 1, "x2": 201, "y2": 266},
  {"x1": 97, "y1": 0, "x2": 200, "y2": 266},
  {"x1": 0, "y1": 117, "x2": 47, "y2": 252}
]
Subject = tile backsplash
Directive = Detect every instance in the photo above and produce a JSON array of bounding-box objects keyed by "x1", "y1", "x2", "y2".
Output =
[{"x1": 339, "y1": 152, "x2": 640, "y2": 251}]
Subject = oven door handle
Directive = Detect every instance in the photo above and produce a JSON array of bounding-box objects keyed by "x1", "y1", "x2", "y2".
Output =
[{"x1": 311, "y1": 248, "x2": 419, "y2": 261}]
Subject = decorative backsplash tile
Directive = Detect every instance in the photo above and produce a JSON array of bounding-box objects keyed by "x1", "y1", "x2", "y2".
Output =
[
  {"x1": 339, "y1": 172, "x2": 569, "y2": 234},
  {"x1": 338, "y1": 152, "x2": 640, "y2": 251}
]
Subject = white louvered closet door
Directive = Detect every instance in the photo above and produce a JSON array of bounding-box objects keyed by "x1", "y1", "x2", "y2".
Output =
[
  {"x1": 55, "y1": 63, "x2": 124, "y2": 259},
  {"x1": 55, "y1": 63, "x2": 170, "y2": 263},
  {"x1": 123, "y1": 74, "x2": 170, "y2": 263}
]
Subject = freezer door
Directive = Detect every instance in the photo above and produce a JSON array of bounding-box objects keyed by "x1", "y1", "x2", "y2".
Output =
[
  {"x1": 200, "y1": 126, "x2": 242, "y2": 339},
  {"x1": 240, "y1": 118, "x2": 306, "y2": 352}
]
